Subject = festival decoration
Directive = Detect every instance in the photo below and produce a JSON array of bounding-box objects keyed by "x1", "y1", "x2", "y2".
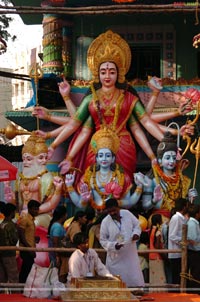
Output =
[
  {"x1": 0, "y1": 123, "x2": 31, "y2": 140},
  {"x1": 0, "y1": 156, "x2": 18, "y2": 182},
  {"x1": 193, "y1": 33, "x2": 200, "y2": 48}
]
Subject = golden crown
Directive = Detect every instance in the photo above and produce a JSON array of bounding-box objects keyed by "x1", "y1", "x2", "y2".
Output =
[
  {"x1": 22, "y1": 133, "x2": 48, "y2": 156},
  {"x1": 87, "y1": 30, "x2": 131, "y2": 83},
  {"x1": 91, "y1": 127, "x2": 120, "y2": 155}
]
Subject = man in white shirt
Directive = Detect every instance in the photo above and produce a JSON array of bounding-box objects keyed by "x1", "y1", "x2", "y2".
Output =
[
  {"x1": 187, "y1": 204, "x2": 200, "y2": 292},
  {"x1": 168, "y1": 198, "x2": 188, "y2": 285},
  {"x1": 100, "y1": 198, "x2": 144, "y2": 288},
  {"x1": 67, "y1": 232, "x2": 112, "y2": 284}
]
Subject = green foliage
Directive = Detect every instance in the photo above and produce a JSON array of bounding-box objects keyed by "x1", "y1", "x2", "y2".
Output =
[{"x1": 0, "y1": 0, "x2": 17, "y2": 45}]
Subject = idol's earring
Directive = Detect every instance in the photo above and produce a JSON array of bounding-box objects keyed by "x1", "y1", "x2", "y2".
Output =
[{"x1": 167, "y1": 122, "x2": 181, "y2": 160}]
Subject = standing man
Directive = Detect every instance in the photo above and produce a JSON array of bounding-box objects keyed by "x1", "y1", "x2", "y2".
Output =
[
  {"x1": 0, "y1": 203, "x2": 19, "y2": 284},
  {"x1": 18, "y1": 199, "x2": 40, "y2": 283},
  {"x1": 168, "y1": 197, "x2": 188, "y2": 285},
  {"x1": 186, "y1": 204, "x2": 200, "y2": 292},
  {"x1": 100, "y1": 198, "x2": 144, "y2": 288}
]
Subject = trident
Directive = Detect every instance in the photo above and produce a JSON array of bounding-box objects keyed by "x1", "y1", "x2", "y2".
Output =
[{"x1": 29, "y1": 63, "x2": 43, "y2": 130}]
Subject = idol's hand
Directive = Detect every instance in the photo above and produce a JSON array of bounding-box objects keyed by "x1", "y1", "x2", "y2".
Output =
[
  {"x1": 148, "y1": 76, "x2": 163, "y2": 91},
  {"x1": 180, "y1": 124, "x2": 194, "y2": 136},
  {"x1": 59, "y1": 159, "x2": 72, "y2": 175},
  {"x1": 134, "y1": 172, "x2": 148, "y2": 187},
  {"x1": 188, "y1": 188, "x2": 198, "y2": 200},
  {"x1": 35, "y1": 130, "x2": 48, "y2": 139},
  {"x1": 58, "y1": 76, "x2": 71, "y2": 97},
  {"x1": 65, "y1": 172, "x2": 75, "y2": 187},
  {"x1": 53, "y1": 176, "x2": 63, "y2": 190},
  {"x1": 79, "y1": 182, "x2": 91, "y2": 201},
  {"x1": 32, "y1": 106, "x2": 49, "y2": 120},
  {"x1": 153, "y1": 184, "x2": 163, "y2": 203}
]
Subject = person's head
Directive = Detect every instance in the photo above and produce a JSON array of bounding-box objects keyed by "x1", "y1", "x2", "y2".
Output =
[
  {"x1": 1, "y1": 203, "x2": 16, "y2": 219},
  {"x1": 151, "y1": 213, "x2": 162, "y2": 226},
  {"x1": 174, "y1": 198, "x2": 188, "y2": 214},
  {"x1": 52, "y1": 205, "x2": 67, "y2": 223},
  {"x1": 105, "y1": 198, "x2": 120, "y2": 220},
  {"x1": 27, "y1": 199, "x2": 40, "y2": 217},
  {"x1": 48, "y1": 205, "x2": 67, "y2": 234},
  {"x1": 73, "y1": 210, "x2": 87, "y2": 226},
  {"x1": 87, "y1": 30, "x2": 131, "y2": 84},
  {"x1": 85, "y1": 206, "x2": 96, "y2": 223},
  {"x1": 157, "y1": 132, "x2": 178, "y2": 170},
  {"x1": 73, "y1": 232, "x2": 89, "y2": 253},
  {"x1": 187, "y1": 203, "x2": 200, "y2": 220},
  {"x1": 0, "y1": 201, "x2": 6, "y2": 213}
]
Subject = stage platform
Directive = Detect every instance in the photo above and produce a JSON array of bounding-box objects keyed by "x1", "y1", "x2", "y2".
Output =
[{"x1": 0, "y1": 293, "x2": 199, "y2": 302}]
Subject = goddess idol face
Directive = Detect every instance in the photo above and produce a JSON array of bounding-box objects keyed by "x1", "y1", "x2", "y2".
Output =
[{"x1": 99, "y1": 62, "x2": 118, "y2": 89}]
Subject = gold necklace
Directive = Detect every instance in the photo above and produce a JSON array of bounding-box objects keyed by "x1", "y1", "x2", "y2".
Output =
[
  {"x1": 19, "y1": 170, "x2": 48, "y2": 186},
  {"x1": 97, "y1": 170, "x2": 112, "y2": 187}
]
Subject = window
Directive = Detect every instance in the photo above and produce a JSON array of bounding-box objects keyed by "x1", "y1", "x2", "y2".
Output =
[{"x1": 127, "y1": 45, "x2": 161, "y2": 80}]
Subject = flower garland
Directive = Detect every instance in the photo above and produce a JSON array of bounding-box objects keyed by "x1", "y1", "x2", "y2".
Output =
[
  {"x1": 152, "y1": 162, "x2": 181, "y2": 186},
  {"x1": 152, "y1": 161, "x2": 185, "y2": 210},
  {"x1": 90, "y1": 83, "x2": 124, "y2": 131},
  {"x1": 19, "y1": 170, "x2": 48, "y2": 186},
  {"x1": 83, "y1": 164, "x2": 125, "y2": 210}
]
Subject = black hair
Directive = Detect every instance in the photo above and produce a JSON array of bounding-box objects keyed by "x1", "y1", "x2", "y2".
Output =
[
  {"x1": 0, "y1": 201, "x2": 6, "y2": 213},
  {"x1": 151, "y1": 213, "x2": 162, "y2": 226},
  {"x1": 105, "y1": 198, "x2": 119, "y2": 209},
  {"x1": 73, "y1": 232, "x2": 88, "y2": 247},
  {"x1": 175, "y1": 198, "x2": 188, "y2": 212},
  {"x1": 48, "y1": 205, "x2": 67, "y2": 235},
  {"x1": 1, "y1": 203, "x2": 16, "y2": 217},
  {"x1": 27, "y1": 199, "x2": 40, "y2": 209},
  {"x1": 187, "y1": 203, "x2": 200, "y2": 218},
  {"x1": 72, "y1": 210, "x2": 87, "y2": 222}
]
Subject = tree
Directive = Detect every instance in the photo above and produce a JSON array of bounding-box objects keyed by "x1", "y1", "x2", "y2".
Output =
[{"x1": 0, "y1": 0, "x2": 16, "y2": 54}]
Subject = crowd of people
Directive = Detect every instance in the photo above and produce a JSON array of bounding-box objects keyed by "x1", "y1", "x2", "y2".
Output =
[{"x1": 1, "y1": 197, "x2": 200, "y2": 294}]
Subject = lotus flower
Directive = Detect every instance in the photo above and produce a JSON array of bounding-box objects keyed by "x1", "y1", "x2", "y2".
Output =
[
  {"x1": 105, "y1": 181, "x2": 123, "y2": 199},
  {"x1": 184, "y1": 88, "x2": 200, "y2": 105}
]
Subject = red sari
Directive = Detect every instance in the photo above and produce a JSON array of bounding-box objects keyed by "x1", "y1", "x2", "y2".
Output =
[{"x1": 67, "y1": 90, "x2": 144, "y2": 185}]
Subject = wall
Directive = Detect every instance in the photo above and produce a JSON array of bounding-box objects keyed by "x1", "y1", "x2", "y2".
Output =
[{"x1": 71, "y1": 13, "x2": 199, "y2": 80}]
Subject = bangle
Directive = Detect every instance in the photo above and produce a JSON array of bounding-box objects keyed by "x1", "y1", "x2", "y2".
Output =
[
  {"x1": 135, "y1": 187, "x2": 143, "y2": 194},
  {"x1": 46, "y1": 132, "x2": 51, "y2": 139},
  {"x1": 55, "y1": 189, "x2": 62, "y2": 195},
  {"x1": 174, "y1": 109, "x2": 180, "y2": 117},
  {"x1": 67, "y1": 186, "x2": 74, "y2": 193},
  {"x1": 63, "y1": 95, "x2": 71, "y2": 102},
  {"x1": 152, "y1": 91, "x2": 160, "y2": 97},
  {"x1": 51, "y1": 142, "x2": 57, "y2": 150},
  {"x1": 149, "y1": 154, "x2": 156, "y2": 161},
  {"x1": 46, "y1": 113, "x2": 51, "y2": 121}
]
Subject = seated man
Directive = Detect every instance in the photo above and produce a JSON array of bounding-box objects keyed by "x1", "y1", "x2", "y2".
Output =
[{"x1": 67, "y1": 232, "x2": 113, "y2": 284}]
